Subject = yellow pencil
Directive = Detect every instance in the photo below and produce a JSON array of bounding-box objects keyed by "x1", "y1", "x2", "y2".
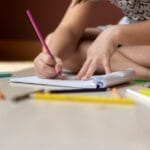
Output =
[
  {"x1": 32, "y1": 93, "x2": 134, "y2": 105},
  {"x1": 139, "y1": 89, "x2": 150, "y2": 96}
]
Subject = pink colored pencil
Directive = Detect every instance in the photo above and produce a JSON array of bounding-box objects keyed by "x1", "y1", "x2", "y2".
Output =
[{"x1": 26, "y1": 9, "x2": 54, "y2": 57}]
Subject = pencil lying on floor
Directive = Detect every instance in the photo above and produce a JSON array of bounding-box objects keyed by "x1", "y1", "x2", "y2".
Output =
[{"x1": 32, "y1": 93, "x2": 134, "y2": 105}]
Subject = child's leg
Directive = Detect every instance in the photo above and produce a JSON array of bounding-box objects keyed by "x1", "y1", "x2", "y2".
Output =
[
  {"x1": 63, "y1": 40, "x2": 150, "y2": 79},
  {"x1": 118, "y1": 46, "x2": 150, "y2": 67},
  {"x1": 110, "y1": 51, "x2": 150, "y2": 79},
  {"x1": 81, "y1": 27, "x2": 102, "y2": 40}
]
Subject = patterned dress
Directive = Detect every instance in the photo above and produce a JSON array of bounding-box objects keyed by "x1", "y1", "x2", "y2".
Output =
[
  {"x1": 110, "y1": 0, "x2": 150, "y2": 23},
  {"x1": 92, "y1": 0, "x2": 150, "y2": 23}
]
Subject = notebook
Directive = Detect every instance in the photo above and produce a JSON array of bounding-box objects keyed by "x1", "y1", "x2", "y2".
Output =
[{"x1": 10, "y1": 68, "x2": 135, "y2": 88}]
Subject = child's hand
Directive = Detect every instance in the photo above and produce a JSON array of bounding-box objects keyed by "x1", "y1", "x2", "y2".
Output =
[
  {"x1": 77, "y1": 26, "x2": 119, "y2": 80},
  {"x1": 34, "y1": 52, "x2": 63, "y2": 79}
]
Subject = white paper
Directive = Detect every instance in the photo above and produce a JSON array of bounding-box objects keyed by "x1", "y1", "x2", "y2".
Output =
[{"x1": 10, "y1": 68, "x2": 135, "y2": 88}]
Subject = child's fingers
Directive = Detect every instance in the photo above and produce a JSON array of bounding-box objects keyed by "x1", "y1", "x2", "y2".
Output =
[
  {"x1": 34, "y1": 58, "x2": 58, "y2": 78},
  {"x1": 39, "y1": 52, "x2": 56, "y2": 66},
  {"x1": 40, "y1": 59, "x2": 58, "y2": 78},
  {"x1": 81, "y1": 60, "x2": 97, "y2": 80},
  {"x1": 55, "y1": 58, "x2": 63, "y2": 74},
  {"x1": 102, "y1": 56, "x2": 111, "y2": 74},
  {"x1": 76, "y1": 58, "x2": 92, "y2": 79},
  {"x1": 38, "y1": 66, "x2": 57, "y2": 79},
  {"x1": 34, "y1": 59, "x2": 49, "y2": 78},
  {"x1": 39, "y1": 52, "x2": 63, "y2": 75}
]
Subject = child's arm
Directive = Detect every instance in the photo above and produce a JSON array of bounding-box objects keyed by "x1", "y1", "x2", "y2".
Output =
[
  {"x1": 48, "y1": 1, "x2": 98, "y2": 60},
  {"x1": 77, "y1": 21, "x2": 150, "y2": 79},
  {"x1": 116, "y1": 20, "x2": 150, "y2": 45},
  {"x1": 34, "y1": 0, "x2": 99, "y2": 79}
]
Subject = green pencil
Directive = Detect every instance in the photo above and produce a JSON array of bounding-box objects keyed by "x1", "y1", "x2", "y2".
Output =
[{"x1": 0, "y1": 73, "x2": 12, "y2": 78}]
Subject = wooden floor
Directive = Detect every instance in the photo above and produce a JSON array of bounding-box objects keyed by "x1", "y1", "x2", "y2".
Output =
[{"x1": 0, "y1": 61, "x2": 33, "y2": 72}]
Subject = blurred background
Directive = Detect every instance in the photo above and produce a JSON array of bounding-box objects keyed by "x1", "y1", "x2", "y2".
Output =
[{"x1": 0, "y1": 0, "x2": 123, "y2": 61}]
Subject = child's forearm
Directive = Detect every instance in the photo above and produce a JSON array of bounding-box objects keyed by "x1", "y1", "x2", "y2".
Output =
[
  {"x1": 116, "y1": 21, "x2": 150, "y2": 45},
  {"x1": 47, "y1": 1, "x2": 97, "y2": 60},
  {"x1": 48, "y1": 26, "x2": 79, "y2": 60}
]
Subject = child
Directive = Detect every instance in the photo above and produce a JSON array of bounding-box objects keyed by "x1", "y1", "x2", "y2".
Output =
[{"x1": 34, "y1": 0, "x2": 150, "y2": 80}]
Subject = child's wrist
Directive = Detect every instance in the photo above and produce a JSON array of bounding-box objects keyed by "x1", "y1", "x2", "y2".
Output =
[{"x1": 111, "y1": 25, "x2": 123, "y2": 46}]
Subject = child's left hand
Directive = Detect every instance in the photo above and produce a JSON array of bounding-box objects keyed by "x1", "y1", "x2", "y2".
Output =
[{"x1": 77, "y1": 26, "x2": 119, "y2": 80}]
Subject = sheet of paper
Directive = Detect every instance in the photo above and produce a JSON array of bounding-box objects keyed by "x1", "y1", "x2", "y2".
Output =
[
  {"x1": 10, "y1": 68, "x2": 135, "y2": 88},
  {"x1": 10, "y1": 76, "x2": 96, "y2": 88}
]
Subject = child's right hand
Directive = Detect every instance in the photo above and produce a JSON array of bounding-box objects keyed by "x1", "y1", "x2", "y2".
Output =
[{"x1": 34, "y1": 52, "x2": 63, "y2": 79}]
